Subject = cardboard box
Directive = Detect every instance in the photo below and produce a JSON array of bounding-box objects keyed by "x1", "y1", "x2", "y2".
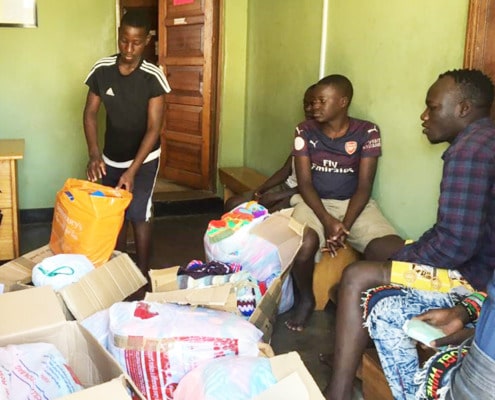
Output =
[
  {"x1": 254, "y1": 352, "x2": 325, "y2": 400},
  {"x1": 147, "y1": 209, "x2": 304, "y2": 342},
  {"x1": 0, "y1": 245, "x2": 147, "y2": 320},
  {"x1": 0, "y1": 286, "x2": 144, "y2": 399}
]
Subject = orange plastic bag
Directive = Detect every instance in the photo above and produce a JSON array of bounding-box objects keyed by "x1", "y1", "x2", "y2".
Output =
[{"x1": 49, "y1": 178, "x2": 132, "y2": 267}]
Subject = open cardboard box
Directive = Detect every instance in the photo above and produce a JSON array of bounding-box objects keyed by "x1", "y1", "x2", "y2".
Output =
[
  {"x1": 146, "y1": 209, "x2": 304, "y2": 342},
  {"x1": 0, "y1": 245, "x2": 147, "y2": 320},
  {"x1": 255, "y1": 352, "x2": 325, "y2": 400},
  {"x1": 0, "y1": 286, "x2": 145, "y2": 399}
]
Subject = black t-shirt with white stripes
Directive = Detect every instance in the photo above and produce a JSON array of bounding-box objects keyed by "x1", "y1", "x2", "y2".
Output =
[{"x1": 85, "y1": 55, "x2": 170, "y2": 163}]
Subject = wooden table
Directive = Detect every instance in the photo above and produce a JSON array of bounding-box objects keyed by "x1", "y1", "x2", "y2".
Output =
[{"x1": 0, "y1": 139, "x2": 25, "y2": 260}]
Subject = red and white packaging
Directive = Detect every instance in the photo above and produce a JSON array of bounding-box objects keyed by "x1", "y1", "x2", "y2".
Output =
[{"x1": 108, "y1": 301, "x2": 264, "y2": 400}]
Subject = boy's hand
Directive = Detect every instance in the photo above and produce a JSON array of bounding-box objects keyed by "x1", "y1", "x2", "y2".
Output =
[
  {"x1": 322, "y1": 216, "x2": 349, "y2": 256},
  {"x1": 414, "y1": 305, "x2": 470, "y2": 347},
  {"x1": 86, "y1": 155, "x2": 106, "y2": 182},
  {"x1": 432, "y1": 327, "x2": 475, "y2": 348},
  {"x1": 258, "y1": 192, "x2": 285, "y2": 208},
  {"x1": 116, "y1": 170, "x2": 135, "y2": 192}
]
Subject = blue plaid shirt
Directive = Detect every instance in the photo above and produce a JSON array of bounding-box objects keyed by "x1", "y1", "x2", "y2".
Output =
[{"x1": 393, "y1": 118, "x2": 495, "y2": 291}]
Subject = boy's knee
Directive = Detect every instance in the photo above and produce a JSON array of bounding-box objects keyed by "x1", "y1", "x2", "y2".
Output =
[
  {"x1": 297, "y1": 228, "x2": 319, "y2": 258},
  {"x1": 341, "y1": 261, "x2": 366, "y2": 284},
  {"x1": 364, "y1": 234, "x2": 404, "y2": 261},
  {"x1": 341, "y1": 260, "x2": 390, "y2": 288}
]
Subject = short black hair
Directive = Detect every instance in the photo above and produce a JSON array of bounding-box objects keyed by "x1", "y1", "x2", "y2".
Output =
[
  {"x1": 304, "y1": 83, "x2": 317, "y2": 96},
  {"x1": 121, "y1": 9, "x2": 151, "y2": 34},
  {"x1": 439, "y1": 69, "x2": 494, "y2": 110},
  {"x1": 317, "y1": 74, "x2": 354, "y2": 105}
]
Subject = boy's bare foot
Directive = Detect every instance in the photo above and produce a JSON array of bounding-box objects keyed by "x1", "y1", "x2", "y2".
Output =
[{"x1": 284, "y1": 297, "x2": 315, "y2": 331}]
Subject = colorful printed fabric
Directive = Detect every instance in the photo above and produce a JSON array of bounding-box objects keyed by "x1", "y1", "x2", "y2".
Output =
[
  {"x1": 390, "y1": 261, "x2": 474, "y2": 294},
  {"x1": 361, "y1": 284, "x2": 407, "y2": 321},
  {"x1": 415, "y1": 344, "x2": 470, "y2": 400},
  {"x1": 364, "y1": 288, "x2": 458, "y2": 399},
  {"x1": 206, "y1": 202, "x2": 269, "y2": 243}
]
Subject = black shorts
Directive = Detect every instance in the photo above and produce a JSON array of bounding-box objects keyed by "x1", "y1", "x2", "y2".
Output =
[{"x1": 102, "y1": 159, "x2": 159, "y2": 222}]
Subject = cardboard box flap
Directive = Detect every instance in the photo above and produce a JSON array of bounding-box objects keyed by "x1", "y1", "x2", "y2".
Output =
[
  {"x1": 62, "y1": 376, "x2": 143, "y2": 399},
  {"x1": 149, "y1": 266, "x2": 180, "y2": 292},
  {"x1": 59, "y1": 253, "x2": 147, "y2": 321},
  {"x1": 0, "y1": 245, "x2": 53, "y2": 285},
  {"x1": 254, "y1": 372, "x2": 310, "y2": 400},
  {"x1": 0, "y1": 280, "x2": 16, "y2": 294},
  {"x1": 262, "y1": 352, "x2": 325, "y2": 400},
  {"x1": 144, "y1": 284, "x2": 239, "y2": 313},
  {"x1": 0, "y1": 286, "x2": 66, "y2": 336},
  {"x1": 250, "y1": 211, "x2": 304, "y2": 274}
]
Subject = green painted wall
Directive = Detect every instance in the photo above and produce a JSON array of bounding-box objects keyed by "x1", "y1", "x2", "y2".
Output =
[
  {"x1": 0, "y1": 0, "x2": 117, "y2": 209},
  {"x1": 244, "y1": 0, "x2": 323, "y2": 175},
  {"x1": 324, "y1": 0, "x2": 468, "y2": 239},
  {"x1": 0, "y1": 0, "x2": 472, "y2": 243},
  {"x1": 217, "y1": 0, "x2": 248, "y2": 168},
  {"x1": 241, "y1": 0, "x2": 468, "y2": 240}
]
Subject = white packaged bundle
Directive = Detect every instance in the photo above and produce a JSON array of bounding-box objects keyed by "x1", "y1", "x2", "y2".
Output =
[
  {"x1": 81, "y1": 308, "x2": 110, "y2": 350},
  {"x1": 32, "y1": 253, "x2": 94, "y2": 291},
  {"x1": 108, "y1": 301, "x2": 264, "y2": 400},
  {"x1": 0, "y1": 342, "x2": 83, "y2": 399}
]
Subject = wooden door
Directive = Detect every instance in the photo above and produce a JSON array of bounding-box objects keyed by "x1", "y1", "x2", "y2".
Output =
[
  {"x1": 158, "y1": 0, "x2": 219, "y2": 190},
  {"x1": 464, "y1": 0, "x2": 495, "y2": 119}
]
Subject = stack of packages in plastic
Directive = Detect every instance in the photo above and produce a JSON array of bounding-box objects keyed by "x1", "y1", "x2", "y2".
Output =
[
  {"x1": 204, "y1": 201, "x2": 294, "y2": 314},
  {"x1": 106, "y1": 300, "x2": 266, "y2": 400}
]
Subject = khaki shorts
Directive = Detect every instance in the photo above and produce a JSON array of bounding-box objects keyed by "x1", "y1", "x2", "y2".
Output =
[{"x1": 290, "y1": 194, "x2": 397, "y2": 260}]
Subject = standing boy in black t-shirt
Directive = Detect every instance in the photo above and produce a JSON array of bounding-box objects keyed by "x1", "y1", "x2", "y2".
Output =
[{"x1": 83, "y1": 10, "x2": 171, "y2": 278}]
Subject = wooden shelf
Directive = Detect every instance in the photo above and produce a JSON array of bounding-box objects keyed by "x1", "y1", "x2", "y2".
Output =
[{"x1": 0, "y1": 139, "x2": 24, "y2": 260}]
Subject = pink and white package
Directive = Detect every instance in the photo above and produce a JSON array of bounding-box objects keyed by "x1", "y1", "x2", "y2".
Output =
[{"x1": 108, "y1": 301, "x2": 264, "y2": 400}]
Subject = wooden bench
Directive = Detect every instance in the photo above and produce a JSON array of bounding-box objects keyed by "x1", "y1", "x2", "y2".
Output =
[
  {"x1": 218, "y1": 166, "x2": 361, "y2": 310},
  {"x1": 218, "y1": 167, "x2": 267, "y2": 202}
]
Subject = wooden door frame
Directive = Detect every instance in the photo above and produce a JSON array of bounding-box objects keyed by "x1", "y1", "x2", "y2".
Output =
[
  {"x1": 211, "y1": 0, "x2": 224, "y2": 193},
  {"x1": 464, "y1": 0, "x2": 495, "y2": 119},
  {"x1": 464, "y1": 0, "x2": 493, "y2": 68}
]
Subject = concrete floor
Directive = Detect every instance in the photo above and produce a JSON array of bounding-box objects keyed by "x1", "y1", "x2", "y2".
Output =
[{"x1": 18, "y1": 209, "x2": 363, "y2": 398}]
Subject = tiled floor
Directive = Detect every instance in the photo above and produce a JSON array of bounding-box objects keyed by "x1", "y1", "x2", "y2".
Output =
[{"x1": 17, "y1": 201, "x2": 363, "y2": 398}]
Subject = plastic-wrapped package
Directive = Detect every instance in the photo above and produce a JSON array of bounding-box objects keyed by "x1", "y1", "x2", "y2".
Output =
[
  {"x1": 108, "y1": 301, "x2": 264, "y2": 400},
  {"x1": 81, "y1": 308, "x2": 110, "y2": 349},
  {"x1": 173, "y1": 355, "x2": 277, "y2": 400},
  {"x1": 204, "y1": 204, "x2": 294, "y2": 314},
  {"x1": 32, "y1": 253, "x2": 94, "y2": 291},
  {"x1": 0, "y1": 342, "x2": 83, "y2": 399}
]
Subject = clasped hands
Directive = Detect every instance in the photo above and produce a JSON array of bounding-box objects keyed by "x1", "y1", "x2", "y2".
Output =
[{"x1": 322, "y1": 216, "x2": 349, "y2": 257}]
